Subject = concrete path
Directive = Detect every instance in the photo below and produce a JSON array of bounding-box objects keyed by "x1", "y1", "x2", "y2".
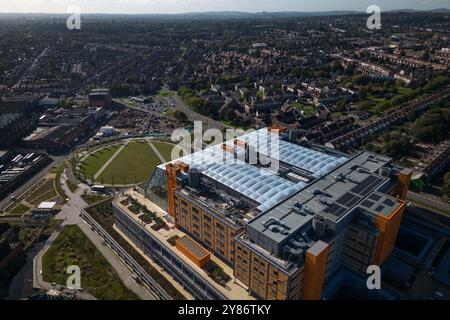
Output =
[
  {"x1": 148, "y1": 142, "x2": 167, "y2": 163},
  {"x1": 93, "y1": 141, "x2": 129, "y2": 180}
]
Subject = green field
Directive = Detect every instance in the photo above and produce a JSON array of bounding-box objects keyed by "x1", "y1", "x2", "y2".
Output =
[
  {"x1": 25, "y1": 180, "x2": 57, "y2": 205},
  {"x1": 80, "y1": 140, "x2": 175, "y2": 186},
  {"x1": 42, "y1": 225, "x2": 138, "y2": 300},
  {"x1": 151, "y1": 141, "x2": 175, "y2": 162},
  {"x1": 156, "y1": 89, "x2": 175, "y2": 97},
  {"x1": 9, "y1": 203, "x2": 31, "y2": 216},
  {"x1": 397, "y1": 86, "x2": 414, "y2": 95},
  {"x1": 80, "y1": 145, "x2": 122, "y2": 180},
  {"x1": 98, "y1": 141, "x2": 163, "y2": 185}
]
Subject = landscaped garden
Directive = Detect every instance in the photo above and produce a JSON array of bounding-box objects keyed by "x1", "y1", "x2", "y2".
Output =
[
  {"x1": 42, "y1": 225, "x2": 138, "y2": 300},
  {"x1": 86, "y1": 201, "x2": 185, "y2": 299}
]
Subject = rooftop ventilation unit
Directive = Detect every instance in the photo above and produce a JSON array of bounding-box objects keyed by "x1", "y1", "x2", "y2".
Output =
[
  {"x1": 312, "y1": 216, "x2": 326, "y2": 238},
  {"x1": 379, "y1": 166, "x2": 391, "y2": 177},
  {"x1": 356, "y1": 167, "x2": 370, "y2": 174},
  {"x1": 318, "y1": 196, "x2": 333, "y2": 206}
]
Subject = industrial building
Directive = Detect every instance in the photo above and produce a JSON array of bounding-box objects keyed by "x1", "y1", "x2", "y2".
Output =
[
  {"x1": 113, "y1": 127, "x2": 412, "y2": 300},
  {"x1": 88, "y1": 88, "x2": 112, "y2": 109},
  {"x1": 0, "y1": 113, "x2": 33, "y2": 148},
  {"x1": 0, "y1": 152, "x2": 51, "y2": 200}
]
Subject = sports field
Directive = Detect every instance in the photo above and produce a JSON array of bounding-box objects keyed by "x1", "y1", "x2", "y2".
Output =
[{"x1": 80, "y1": 140, "x2": 175, "y2": 186}]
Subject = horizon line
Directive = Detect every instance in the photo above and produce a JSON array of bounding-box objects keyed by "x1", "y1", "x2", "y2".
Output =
[{"x1": 0, "y1": 8, "x2": 448, "y2": 16}]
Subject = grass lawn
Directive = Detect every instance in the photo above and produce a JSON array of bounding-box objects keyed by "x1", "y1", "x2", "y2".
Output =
[
  {"x1": 156, "y1": 89, "x2": 175, "y2": 97},
  {"x1": 42, "y1": 225, "x2": 138, "y2": 300},
  {"x1": 99, "y1": 141, "x2": 161, "y2": 185},
  {"x1": 368, "y1": 95, "x2": 387, "y2": 103},
  {"x1": 397, "y1": 86, "x2": 414, "y2": 95},
  {"x1": 151, "y1": 141, "x2": 175, "y2": 162},
  {"x1": 80, "y1": 145, "x2": 122, "y2": 180},
  {"x1": 25, "y1": 180, "x2": 57, "y2": 205},
  {"x1": 294, "y1": 102, "x2": 317, "y2": 116},
  {"x1": 86, "y1": 201, "x2": 185, "y2": 299},
  {"x1": 51, "y1": 164, "x2": 68, "y2": 203}
]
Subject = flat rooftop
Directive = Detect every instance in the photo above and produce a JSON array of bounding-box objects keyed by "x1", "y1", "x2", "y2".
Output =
[
  {"x1": 114, "y1": 190, "x2": 255, "y2": 300},
  {"x1": 177, "y1": 236, "x2": 209, "y2": 260},
  {"x1": 247, "y1": 151, "x2": 401, "y2": 246},
  {"x1": 176, "y1": 186, "x2": 256, "y2": 228}
]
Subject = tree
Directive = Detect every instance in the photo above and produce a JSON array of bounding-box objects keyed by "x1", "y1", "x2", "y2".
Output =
[
  {"x1": 383, "y1": 135, "x2": 413, "y2": 160},
  {"x1": 445, "y1": 172, "x2": 450, "y2": 185},
  {"x1": 336, "y1": 99, "x2": 347, "y2": 112},
  {"x1": 359, "y1": 87, "x2": 368, "y2": 100},
  {"x1": 410, "y1": 108, "x2": 450, "y2": 143},
  {"x1": 174, "y1": 110, "x2": 188, "y2": 122}
]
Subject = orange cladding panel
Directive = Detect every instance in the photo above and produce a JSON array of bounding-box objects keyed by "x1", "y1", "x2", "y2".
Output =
[
  {"x1": 302, "y1": 241, "x2": 329, "y2": 300},
  {"x1": 373, "y1": 201, "x2": 406, "y2": 265}
]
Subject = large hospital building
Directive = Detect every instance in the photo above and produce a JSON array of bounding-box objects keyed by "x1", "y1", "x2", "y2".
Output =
[{"x1": 112, "y1": 127, "x2": 412, "y2": 300}]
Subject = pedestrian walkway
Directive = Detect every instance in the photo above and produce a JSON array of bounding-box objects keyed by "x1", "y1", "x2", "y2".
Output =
[
  {"x1": 31, "y1": 170, "x2": 157, "y2": 300},
  {"x1": 148, "y1": 141, "x2": 167, "y2": 163},
  {"x1": 94, "y1": 141, "x2": 129, "y2": 180}
]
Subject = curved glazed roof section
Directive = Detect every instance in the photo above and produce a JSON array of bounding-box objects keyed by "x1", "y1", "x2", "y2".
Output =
[
  {"x1": 159, "y1": 128, "x2": 349, "y2": 212},
  {"x1": 170, "y1": 145, "x2": 306, "y2": 210},
  {"x1": 241, "y1": 128, "x2": 348, "y2": 177}
]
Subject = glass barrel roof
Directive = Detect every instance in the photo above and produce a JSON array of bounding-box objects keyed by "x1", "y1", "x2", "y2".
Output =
[
  {"x1": 239, "y1": 128, "x2": 348, "y2": 177},
  {"x1": 158, "y1": 128, "x2": 349, "y2": 212}
]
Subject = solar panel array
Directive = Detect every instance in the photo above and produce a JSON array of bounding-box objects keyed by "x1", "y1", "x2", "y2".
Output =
[{"x1": 351, "y1": 176, "x2": 384, "y2": 196}]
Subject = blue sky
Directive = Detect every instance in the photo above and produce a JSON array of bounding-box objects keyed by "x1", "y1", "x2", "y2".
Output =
[{"x1": 1, "y1": 0, "x2": 449, "y2": 14}]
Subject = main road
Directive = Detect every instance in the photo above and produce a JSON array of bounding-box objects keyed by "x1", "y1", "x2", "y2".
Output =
[
  {"x1": 407, "y1": 191, "x2": 450, "y2": 216},
  {"x1": 0, "y1": 155, "x2": 67, "y2": 211},
  {"x1": 168, "y1": 94, "x2": 233, "y2": 131}
]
